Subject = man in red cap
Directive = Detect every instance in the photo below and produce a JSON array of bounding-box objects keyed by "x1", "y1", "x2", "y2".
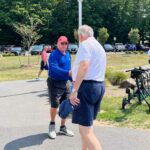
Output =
[{"x1": 47, "y1": 36, "x2": 74, "y2": 139}]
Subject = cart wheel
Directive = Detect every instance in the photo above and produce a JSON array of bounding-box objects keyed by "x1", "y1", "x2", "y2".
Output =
[
  {"x1": 126, "y1": 88, "x2": 130, "y2": 94},
  {"x1": 122, "y1": 98, "x2": 128, "y2": 109}
]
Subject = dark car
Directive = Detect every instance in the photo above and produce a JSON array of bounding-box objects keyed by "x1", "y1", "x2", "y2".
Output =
[
  {"x1": 0, "y1": 45, "x2": 5, "y2": 52},
  {"x1": 68, "y1": 44, "x2": 78, "y2": 54},
  {"x1": 136, "y1": 44, "x2": 149, "y2": 51},
  {"x1": 4, "y1": 45, "x2": 15, "y2": 53},
  {"x1": 104, "y1": 44, "x2": 115, "y2": 52},
  {"x1": 115, "y1": 43, "x2": 126, "y2": 52},
  {"x1": 125, "y1": 44, "x2": 136, "y2": 51},
  {"x1": 30, "y1": 44, "x2": 44, "y2": 55},
  {"x1": 11, "y1": 47, "x2": 25, "y2": 56}
]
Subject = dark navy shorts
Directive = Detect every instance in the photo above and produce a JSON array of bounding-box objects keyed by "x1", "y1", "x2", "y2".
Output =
[
  {"x1": 47, "y1": 78, "x2": 71, "y2": 108},
  {"x1": 40, "y1": 61, "x2": 48, "y2": 70},
  {"x1": 72, "y1": 80, "x2": 105, "y2": 127}
]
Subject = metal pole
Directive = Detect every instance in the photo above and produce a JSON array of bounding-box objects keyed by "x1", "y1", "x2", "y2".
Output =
[{"x1": 78, "y1": 0, "x2": 83, "y2": 28}]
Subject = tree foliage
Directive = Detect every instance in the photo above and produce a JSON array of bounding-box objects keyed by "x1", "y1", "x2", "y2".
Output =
[
  {"x1": 128, "y1": 28, "x2": 140, "y2": 44},
  {"x1": 13, "y1": 17, "x2": 42, "y2": 50},
  {"x1": 0, "y1": 0, "x2": 149, "y2": 45},
  {"x1": 98, "y1": 27, "x2": 109, "y2": 45}
]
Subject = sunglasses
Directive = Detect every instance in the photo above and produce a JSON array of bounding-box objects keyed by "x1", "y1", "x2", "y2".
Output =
[{"x1": 60, "y1": 42, "x2": 68, "y2": 45}]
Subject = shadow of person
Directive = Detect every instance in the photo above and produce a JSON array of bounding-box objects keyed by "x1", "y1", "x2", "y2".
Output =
[{"x1": 4, "y1": 133, "x2": 48, "y2": 150}]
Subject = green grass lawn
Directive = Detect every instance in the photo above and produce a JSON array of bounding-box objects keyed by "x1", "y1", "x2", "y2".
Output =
[
  {"x1": 0, "y1": 53, "x2": 150, "y2": 129},
  {"x1": 0, "y1": 55, "x2": 47, "y2": 81},
  {"x1": 0, "y1": 53, "x2": 148, "y2": 81},
  {"x1": 97, "y1": 96, "x2": 150, "y2": 129},
  {"x1": 107, "y1": 53, "x2": 148, "y2": 71}
]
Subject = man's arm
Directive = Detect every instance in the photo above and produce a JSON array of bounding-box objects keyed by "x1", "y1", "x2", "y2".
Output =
[
  {"x1": 49, "y1": 53, "x2": 70, "y2": 78},
  {"x1": 73, "y1": 60, "x2": 90, "y2": 92},
  {"x1": 70, "y1": 60, "x2": 89, "y2": 106}
]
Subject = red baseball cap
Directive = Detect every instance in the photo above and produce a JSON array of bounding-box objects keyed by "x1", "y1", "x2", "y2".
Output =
[{"x1": 57, "y1": 36, "x2": 68, "y2": 43}]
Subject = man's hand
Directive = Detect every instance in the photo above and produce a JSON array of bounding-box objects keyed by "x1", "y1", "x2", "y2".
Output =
[
  {"x1": 69, "y1": 91, "x2": 80, "y2": 106},
  {"x1": 69, "y1": 70, "x2": 72, "y2": 77}
]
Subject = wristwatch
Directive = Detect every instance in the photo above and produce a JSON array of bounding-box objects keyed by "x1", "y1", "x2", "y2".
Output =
[{"x1": 72, "y1": 88, "x2": 78, "y2": 93}]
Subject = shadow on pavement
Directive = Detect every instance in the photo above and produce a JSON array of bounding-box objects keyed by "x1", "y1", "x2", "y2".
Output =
[
  {"x1": 37, "y1": 93, "x2": 49, "y2": 98},
  {"x1": 0, "y1": 90, "x2": 47, "y2": 98},
  {"x1": 4, "y1": 133, "x2": 48, "y2": 150},
  {"x1": 26, "y1": 80, "x2": 44, "y2": 83}
]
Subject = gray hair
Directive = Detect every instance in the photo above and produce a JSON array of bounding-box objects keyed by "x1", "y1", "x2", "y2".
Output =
[{"x1": 78, "y1": 25, "x2": 94, "y2": 38}]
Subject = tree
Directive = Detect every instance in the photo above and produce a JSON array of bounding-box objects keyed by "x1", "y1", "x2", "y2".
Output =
[
  {"x1": 128, "y1": 28, "x2": 140, "y2": 44},
  {"x1": 13, "y1": 17, "x2": 42, "y2": 65},
  {"x1": 98, "y1": 27, "x2": 109, "y2": 45},
  {"x1": 13, "y1": 17, "x2": 42, "y2": 50},
  {"x1": 74, "y1": 29, "x2": 78, "y2": 41},
  {"x1": 0, "y1": 0, "x2": 149, "y2": 44}
]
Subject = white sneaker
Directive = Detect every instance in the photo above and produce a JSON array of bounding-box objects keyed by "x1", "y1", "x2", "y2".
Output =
[
  {"x1": 59, "y1": 126, "x2": 74, "y2": 137},
  {"x1": 36, "y1": 77, "x2": 40, "y2": 81},
  {"x1": 48, "y1": 124, "x2": 56, "y2": 139}
]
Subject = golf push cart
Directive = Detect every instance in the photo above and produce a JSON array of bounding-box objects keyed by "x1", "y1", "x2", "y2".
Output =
[{"x1": 122, "y1": 66, "x2": 150, "y2": 112}]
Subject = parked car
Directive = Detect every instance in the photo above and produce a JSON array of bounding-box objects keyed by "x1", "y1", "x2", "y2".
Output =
[
  {"x1": 104, "y1": 44, "x2": 115, "y2": 52},
  {"x1": 46, "y1": 45, "x2": 53, "y2": 53},
  {"x1": 68, "y1": 44, "x2": 78, "y2": 54},
  {"x1": 136, "y1": 44, "x2": 149, "y2": 51},
  {"x1": 125, "y1": 44, "x2": 136, "y2": 51},
  {"x1": 4, "y1": 45, "x2": 15, "y2": 53},
  {"x1": 0, "y1": 45, "x2": 5, "y2": 52},
  {"x1": 11, "y1": 47, "x2": 25, "y2": 56},
  {"x1": 30, "y1": 44, "x2": 44, "y2": 55},
  {"x1": 115, "y1": 43, "x2": 126, "y2": 52}
]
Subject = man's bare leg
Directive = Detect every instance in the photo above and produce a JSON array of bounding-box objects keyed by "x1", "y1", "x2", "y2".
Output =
[
  {"x1": 61, "y1": 118, "x2": 66, "y2": 126},
  {"x1": 79, "y1": 125, "x2": 102, "y2": 150},
  {"x1": 37, "y1": 70, "x2": 42, "y2": 78},
  {"x1": 79, "y1": 128, "x2": 88, "y2": 150},
  {"x1": 50, "y1": 107, "x2": 57, "y2": 122}
]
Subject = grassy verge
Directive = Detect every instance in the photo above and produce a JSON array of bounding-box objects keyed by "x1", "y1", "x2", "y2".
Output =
[
  {"x1": 97, "y1": 96, "x2": 150, "y2": 129},
  {"x1": 0, "y1": 53, "x2": 148, "y2": 81},
  {"x1": 107, "y1": 53, "x2": 148, "y2": 71},
  {"x1": 0, "y1": 55, "x2": 47, "y2": 81}
]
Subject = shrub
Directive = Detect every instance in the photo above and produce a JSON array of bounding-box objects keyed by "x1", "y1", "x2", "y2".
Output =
[
  {"x1": 98, "y1": 27, "x2": 109, "y2": 45},
  {"x1": 105, "y1": 69, "x2": 112, "y2": 78},
  {"x1": 125, "y1": 51, "x2": 132, "y2": 54},
  {"x1": 128, "y1": 28, "x2": 140, "y2": 44},
  {"x1": 133, "y1": 51, "x2": 138, "y2": 54},
  {"x1": 139, "y1": 51, "x2": 144, "y2": 54},
  {"x1": 3, "y1": 53, "x2": 15, "y2": 57},
  {"x1": 106, "y1": 71, "x2": 128, "y2": 85}
]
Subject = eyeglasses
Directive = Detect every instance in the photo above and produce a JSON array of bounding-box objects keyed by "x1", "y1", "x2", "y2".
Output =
[{"x1": 60, "y1": 42, "x2": 68, "y2": 45}]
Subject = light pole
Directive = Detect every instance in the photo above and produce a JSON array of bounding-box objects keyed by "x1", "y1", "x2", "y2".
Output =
[
  {"x1": 78, "y1": 0, "x2": 83, "y2": 28},
  {"x1": 142, "y1": 13, "x2": 147, "y2": 44}
]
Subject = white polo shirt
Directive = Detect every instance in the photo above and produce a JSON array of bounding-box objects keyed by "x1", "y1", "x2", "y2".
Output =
[{"x1": 72, "y1": 37, "x2": 106, "y2": 82}]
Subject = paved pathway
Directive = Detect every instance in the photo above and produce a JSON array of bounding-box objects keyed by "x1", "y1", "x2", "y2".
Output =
[{"x1": 0, "y1": 80, "x2": 150, "y2": 150}]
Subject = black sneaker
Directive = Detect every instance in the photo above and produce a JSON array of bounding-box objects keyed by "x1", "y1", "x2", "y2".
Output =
[{"x1": 59, "y1": 126, "x2": 74, "y2": 137}]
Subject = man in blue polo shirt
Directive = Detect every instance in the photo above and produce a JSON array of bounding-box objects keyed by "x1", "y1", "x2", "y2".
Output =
[{"x1": 47, "y1": 36, "x2": 74, "y2": 139}]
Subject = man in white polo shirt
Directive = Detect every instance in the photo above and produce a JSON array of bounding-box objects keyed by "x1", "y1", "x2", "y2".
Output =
[{"x1": 70, "y1": 25, "x2": 106, "y2": 150}]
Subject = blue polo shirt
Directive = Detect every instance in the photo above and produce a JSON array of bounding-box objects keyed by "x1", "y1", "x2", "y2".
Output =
[{"x1": 48, "y1": 48, "x2": 71, "y2": 81}]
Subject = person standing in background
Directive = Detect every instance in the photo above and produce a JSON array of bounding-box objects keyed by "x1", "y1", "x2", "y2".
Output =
[
  {"x1": 148, "y1": 49, "x2": 150, "y2": 64},
  {"x1": 36, "y1": 46, "x2": 48, "y2": 80}
]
